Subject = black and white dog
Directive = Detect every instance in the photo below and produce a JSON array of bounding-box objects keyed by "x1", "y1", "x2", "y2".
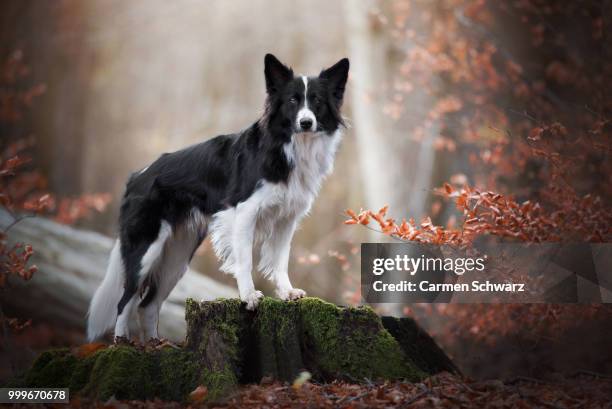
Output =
[{"x1": 87, "y1": 54, "x2": 349, "y2": 341}]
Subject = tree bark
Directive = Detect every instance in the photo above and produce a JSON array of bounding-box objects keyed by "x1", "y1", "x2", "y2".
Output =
[
  {"x1": 0, "y1": 210, "x2": 237, "y2": 340},
  {"x1": 14, "y1": 297, "x2": 458, "y2": 402}
]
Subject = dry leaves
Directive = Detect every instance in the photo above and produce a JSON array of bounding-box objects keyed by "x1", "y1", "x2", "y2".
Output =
[
  {"x1": 10, "y1": 372, "x2": 606, "y2": 408},
  {"x1": 189, "y1": 385, "x2": 208, "y2": 404},
  {"x1": 219, "y1": 372, "x2": 611, "y2": 409},
  {"x1": 73, "y1": 343, "x2": 108, "y2": 359}
]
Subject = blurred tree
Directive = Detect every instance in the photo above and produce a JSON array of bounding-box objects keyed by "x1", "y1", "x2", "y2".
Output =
[{"x1": 345, "y1": 0, "x2": 612, "y2": 378}]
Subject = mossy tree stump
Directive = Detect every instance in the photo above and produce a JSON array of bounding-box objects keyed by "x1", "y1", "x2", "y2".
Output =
[
  {"x1": 14, "y1": 346, "x2": 201, "y2": 402},
  {"x1": 11, "y1": 297, "x2": 457, "y2": 402}
]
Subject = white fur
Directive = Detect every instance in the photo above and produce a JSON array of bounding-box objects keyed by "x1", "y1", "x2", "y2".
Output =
[
  {"x1": 114, "y1": 220, "x2": 172, "y2": 338},
  {"x1": 140, "y1": 221, "x2": 172, "y2": 280},
  {"x1": 296, "y1": 76, "x2": 316, "y2": 131},
  {"x1": 89, "y1": 211, "x2": 208, "y2": 341},
  {"x1": 209, "y1": 128, "x2": 342, "y2": 309},
  {"x1": 283, "y1": 143, "x2": 295, "y2": 165},
  {"x1": 209, "y1": 206, "x2": 238, "y2": 274},
  {"x1": 114, "y1": 297, "x2": 136, "y2": 339},
  {"x1": 209, "y1": 187, "x2": 266, "y2": 306},
  {"x1": 137, "y1": 209, "x2": 207, "y2": 340},
  {"x1": 187, "y1": 206, "x2": 208, "y2": 235},
  {"x1": 87, "y1": 240, "x2": 124, "y2": 341}
]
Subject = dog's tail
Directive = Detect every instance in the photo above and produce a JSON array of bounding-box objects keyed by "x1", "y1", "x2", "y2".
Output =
[{"x1": 87, "y1": 240, "x2": 124, "y2": 341}]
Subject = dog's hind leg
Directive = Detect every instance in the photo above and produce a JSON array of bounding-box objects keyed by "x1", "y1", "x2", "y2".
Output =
[
  {"x1": 115, "y1": 294, "x2": 137, "y2": 339},
  {"x1": 137, "y1": 265, "x2": 187, "y2": 341},
  {"x1": 115, "y1": 220, "x2": 172, "y2": 340},
  {"x1": 137, "y1": 262, "x2": 189, "y2": 341},
  {"x1": 137, "y1": 213, "x2": 205, "y2": 341},
  {"x1": 137, "y1": 287, "x2": 161, "y2": 341}
]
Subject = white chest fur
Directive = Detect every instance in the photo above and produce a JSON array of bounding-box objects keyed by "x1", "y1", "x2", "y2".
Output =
[
  {"x1": 209, "y1": 129, "x2": 341, "y2": 276},
  {"x1": 276, "y1": 128, "x2": 342, "y2": 217}
]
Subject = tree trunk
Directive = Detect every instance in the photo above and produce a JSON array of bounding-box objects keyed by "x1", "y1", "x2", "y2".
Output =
[
  {"x1": 13, "y1": 297, "x2": 458, "y2": 401},
  {"x1": 185, "y1": 297, "x2": 459, "y2": 386},
  {"x1": 0, "y1": 210, "x2": 237, "y2": 341}
]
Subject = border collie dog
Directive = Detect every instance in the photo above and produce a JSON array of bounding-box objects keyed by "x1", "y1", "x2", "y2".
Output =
[{"x1": 87, "y1": 54, "x2": 349, "y2": 341}]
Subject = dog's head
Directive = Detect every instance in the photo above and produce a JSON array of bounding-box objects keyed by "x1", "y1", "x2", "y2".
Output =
[{"x1": 263, "y1": 54, "x2": 349, "y2": 135}]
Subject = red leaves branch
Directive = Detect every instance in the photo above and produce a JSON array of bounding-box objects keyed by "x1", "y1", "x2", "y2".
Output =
[
  {"x1": 346, "y1": 204, "x2": 462, "y2": 244},
  {"x1": 0, "y1": 51, "x2": 111, "y2": 334},
  {"x1": 346, "y1": 182, "x2": 610, "y2": 245}
]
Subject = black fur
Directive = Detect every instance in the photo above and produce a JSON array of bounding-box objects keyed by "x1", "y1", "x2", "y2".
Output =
[{"x1": 116, "y1": 54, "x2": 349, "y2": 314}]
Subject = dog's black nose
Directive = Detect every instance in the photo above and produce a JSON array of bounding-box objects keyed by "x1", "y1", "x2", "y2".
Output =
[{"x1": 299, "y1": 118, "x2": 313, "y2": 131}]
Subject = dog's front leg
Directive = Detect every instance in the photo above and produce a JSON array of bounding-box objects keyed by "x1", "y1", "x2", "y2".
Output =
[
  {"x1": 264, "y1": 217, "x2": 306, "y2": 301},
  {"x1": 232, "y1": 200, "x2": 264, "y2": 310}
]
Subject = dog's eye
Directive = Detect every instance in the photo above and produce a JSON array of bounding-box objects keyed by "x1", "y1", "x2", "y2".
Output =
[
  {"x1": 289, "y1": 97, "x2": 298, "y2": 105},
  {"x1": 312, "y1": 96, "x2": 321, "y2": 106}
]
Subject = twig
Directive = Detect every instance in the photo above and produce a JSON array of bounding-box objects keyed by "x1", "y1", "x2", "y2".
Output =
[
  {"x1": 338, "y1": 211, "x2": 407, "y2": 243},
  {"x1": 0, "y1": 304, "x2": 17, "y2": 376},
  {"x1": 529, "y1": 397, "x2": 565, "y2": 409},
  {"x1": 570, "y1": 370, "x2": 612, "y2": 380},
  {"x1": 507, "y1": 108, "x2": 541, "y2": 125},
  {"x1": 343, "y1": 391, "x2": 369, "y2": 404},
  {"x1": 504, "y1": 376, "x2": 553, "y2": 386},
  {"x1": 3, "y1": 213, "x2": 35, "y2": 234},
  {"x1": 399, "y1": 388, "x2": 430, "y2": 408}
]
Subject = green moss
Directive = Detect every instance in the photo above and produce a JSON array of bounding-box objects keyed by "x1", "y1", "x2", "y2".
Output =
[
  {"x1": 254, "y1": 297, "x2": 303, "y2": 380},
  {"x1": 81, "y1": 346, "x2": 154, "y2": 401},
  {"x1": 69, "y1": 352, "x2": 99, "y2": 392},
  {"x1": 21, "y1": 345, "x2": 206, "y2": 402},
  {"x1": 17, "y1": 297, "x2": 440, "y2": 403},
  {"x1": 190, "y1": 297, "x2": 425, "y2": 383},
  {"x1": 186, "y1": 298, "x2": 244, "y2": 401},
  {"x1": 24, "y1": 348, "x2": 77, "y2": 388},
  {"x1": 186, "y1": 298, "x2": 242, "y2": 354},
  {"x1": 196, "y1": 307, "x2": 242, "y2": 367},
  {"x1": 199, "y1": 366, "x2": 238, "y2": 401},
  {"x1": 155, "y1": 347, "x2": 200, "y2": 402},
  {"x1": 184, "y1": 297, "x2": 202, "y2": 326},
  {"x1": 297, "y1": 298, "x2": 425, "y2": 381}
]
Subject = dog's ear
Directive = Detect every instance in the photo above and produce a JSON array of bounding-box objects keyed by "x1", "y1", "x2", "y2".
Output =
[
  {"x1": 320, "y1": 58, "x2": 350, "y2": 101},
  {"x1": 264, "y1": 54, "x2": 293, "y2": 95}
]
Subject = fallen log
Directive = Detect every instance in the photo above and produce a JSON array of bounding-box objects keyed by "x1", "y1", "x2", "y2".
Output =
[
  {"x1": 10, "y1": 297, "x2": 459, "y2": 402},
  {"x1": 0, "y1": 210, "x2": 237, "y2": 340}
]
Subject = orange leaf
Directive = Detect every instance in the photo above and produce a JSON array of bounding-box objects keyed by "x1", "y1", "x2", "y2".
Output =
[
  {"x1": 345, "y1": 209, "x2": 358, "y2": 219},
  {"x1": 358, "y1": 213, "x2": 370, "y2": 225},
  {"x1": 378, "y1": 205, "x2": 389, "y2": 217},
  {"x1": 189, "y1": 385, "x2": 208, "y2": 403},
  {"x1": 74, "y1": 342, "x2": 107, "y2": 358}
]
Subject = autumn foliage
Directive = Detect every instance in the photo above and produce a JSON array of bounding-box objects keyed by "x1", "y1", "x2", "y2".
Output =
[
  {"x1": 0, "y1": 50, "x2": 110, "y2": 331},
  {"x1": 347, "y1": 0, "x2": 610, "y2": 240},
  {"x1": 346, "y1": 1, "x2": 611, "y2": 263},
  {"x1": 342, "y1": 0, "x2": 612, "y2": 374},
  {"x1": 345, "y1": 181, "x2": 611, "y2": 244},
  {"x1": 13, "y1": 372, "x2": 610, "y2": 408},
  {"x1": 346, "y1": 1, "x2": 611, "y2": 244}
]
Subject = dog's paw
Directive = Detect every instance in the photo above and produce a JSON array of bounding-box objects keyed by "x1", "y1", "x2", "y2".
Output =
[
  {"x1": 113, "y1": 335, "x2": 134, "y2": 346},
  {"x1": 277, "y1": 287, "x2": 307, "y2": 301},
  {"x1": 242, "y1": 290, "x2": 264, "y2": 310}
]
